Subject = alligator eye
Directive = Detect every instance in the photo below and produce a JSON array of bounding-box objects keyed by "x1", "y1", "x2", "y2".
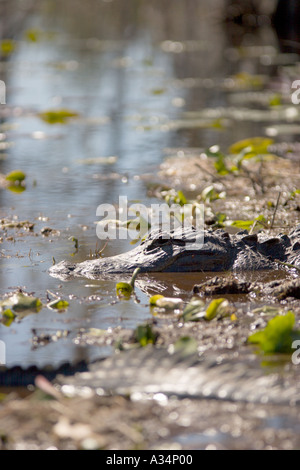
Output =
[{"x1": 145, "y1": 237, "x2": 170, "y2": 252}]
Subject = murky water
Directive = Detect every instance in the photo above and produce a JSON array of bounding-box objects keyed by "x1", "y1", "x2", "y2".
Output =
[{"x1": 0, "y1": 0, "x2": 298, "y2": 368}]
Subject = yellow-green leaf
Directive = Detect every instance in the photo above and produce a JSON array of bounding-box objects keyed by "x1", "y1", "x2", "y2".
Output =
[
  {"x1": 134, "y1": 324, "x2": 157, "y2": 347},
  {"x1": 248, "y1": 312, "x2": 300, "y2": 354},
  {"x1": 116, "y1": 282, "x2": 133, "y2": 298},
  {"x1": 205, "y1": 298, "x2": 228, "y2": 321},
  {"x1": 1, "y1": 308, "x2": 15, "y2": 327},
  {"x1": 1, "y1": 39, "x2": 16, "y2": 56},
  {"x1": 0, "y1": 293, "x2": 42, "y2": 312},
  {"x1": 229, "y1": 137, "x2": 273, "y2": 156},
  {"x1": 149, "y1": 295, "x2": 165, "y2": 306},
  {"x1": 38, "y1": 109, "x2": 79, "y2": 124},
  {"x1": 5, "y1": 170, "x2": 26, "y2": 183},
  {"x1": 47, "y1": 299, "x2": 69, "y2": 310},
  {"x1": 182, "y1": 298, "x2": 205, "y2": 321}
]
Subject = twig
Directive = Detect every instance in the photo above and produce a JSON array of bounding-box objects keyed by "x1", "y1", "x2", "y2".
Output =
[
  {"x1": 270, "y1": 192, "x2": 281, "y2": 229},
  {"x1": 276, "y1": 259, "x2": 300, "y2": 273}
]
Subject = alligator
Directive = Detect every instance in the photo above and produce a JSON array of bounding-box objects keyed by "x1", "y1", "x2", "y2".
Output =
[
  {"x1": 1, "y1": 347, "x2": 299, "y2": 406},
  {"x1": 49, "y1": 225, "x2": 300, "y2": 280}
]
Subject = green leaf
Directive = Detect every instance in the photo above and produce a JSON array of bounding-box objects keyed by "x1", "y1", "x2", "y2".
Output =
[
  {"x1": 1, "y1": 308, "x2": 16, "y2": 327},
  {"x1": 116, "y1": 282, "x2": 133, "y2": 298},
  {"x1": 248, "y1": 312, "x2": 300, "y2": 354},
  {"x1": 201, "y1": 185, "x2": 225, "y2": 203},
  {"x1": 182, "y1": 298, "x2": 205, "y2": 321},
  {"x1": 151, "y1": 88, "x2": 166, "y2": 95},
  {"x1": 38, "y1": 109, "x2": 79, "y2": 124},
  {"x1": 6, "y1": 185, "x2": 26, "y2": 193},
  {"x1": 116, "y1": 268, "x2": 141, "y2": 298},
  {"x1": 231, "y1": 215, "x2": 266, "y2": 231},
  {"x1": 269, "y1": 94, "x2": 282, "y2": 107},
  {"x1": 134, "y1": 324, "x2": 157, "y2": 347},
  {"x1": 214, "y1": 154, "x2": 229, "y2": 175},
  {"x1": 229, "y1": 137, "x2": 273, "y2": 157},
  {"x1": 25, "y1": 29, "x2": 42, "y2": 42},
  {"x1": 214, "y1": 212, "x2": 227, "y2": 228},
  {"x1": 0, "y1": 293, "x2": 42, "y2": 312},
  {"x1": 1, "y1": 39, "x2": 16, "y2": 56},
  {"x1": 5, "y1": 170, "x2": 26, "y2": 183},
  {"x1": 205, "y1": 298, "x2": 228, "y2": 321},
  {"x1": 289, "y1": 189, "x2": 300, "y2": 200},
  {"x1": 149, "y1": 295, "x2": 165, "y2": 306},
  {"x1": 47, "y1": 299, "x2": 69, "y2": 310},
  {"x1": 164, "y1": 189, "x2": 187, "y2": 207}
]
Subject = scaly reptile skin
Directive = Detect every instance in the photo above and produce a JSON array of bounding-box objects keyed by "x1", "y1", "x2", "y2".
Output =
[{"x1": 45, "y1": 349, "x2": 300, "y2": 405}]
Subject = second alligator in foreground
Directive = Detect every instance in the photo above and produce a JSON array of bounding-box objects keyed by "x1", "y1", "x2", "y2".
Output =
[{"x1": 49, "y1": 225, "x2": 300, "y2": 279}]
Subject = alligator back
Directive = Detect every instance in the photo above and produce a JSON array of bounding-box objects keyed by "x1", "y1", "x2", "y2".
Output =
[{"x1": 56, "y1": 348, "x2": 300, "y2": 406}]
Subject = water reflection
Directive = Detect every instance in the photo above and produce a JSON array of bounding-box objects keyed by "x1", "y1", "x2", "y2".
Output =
[{"x1": 0, "y1": 0, "x2": 298, "y2": 366}]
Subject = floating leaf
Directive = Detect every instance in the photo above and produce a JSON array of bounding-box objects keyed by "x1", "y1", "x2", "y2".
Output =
[
  {"x1": 149, "y1": 295, "x2": 165, "y2": 306},
  {"x1": 151, "y1": 88, "x2": 166, "y2": 95},
  {"x1": 1, "y1": 308, "x2": 15, "y2": 327},
  {"x1": 0, "y1": 293, "x2": 42, "y2": 312},
  {"x1": 25, "y1": 29, "x2": 42, "y2": 42},
  {"x1": 248, "y1": 312, "x2": 300, "y2": 354},
  {"x1": 116, "y1": 282, "x2": 133, "y2": 298},
  {"x1": 47, "y1": 299, "x2": 69, "y2": 311},
  {"x1": 5, "y1": 170, "x2": 26, "y2": 183},
  {"x1": 7, "y1": 185, "x2": 26, "y2": 193},
  {"x1": 38, "y1": 109, "x2": 79, "y2": 124},
  {"x1": 116, "y1": 268, "x2": 140, "y2": 298},
  {"x1": 1, "y1": 39, "x2": 16, "y2": 56}
]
